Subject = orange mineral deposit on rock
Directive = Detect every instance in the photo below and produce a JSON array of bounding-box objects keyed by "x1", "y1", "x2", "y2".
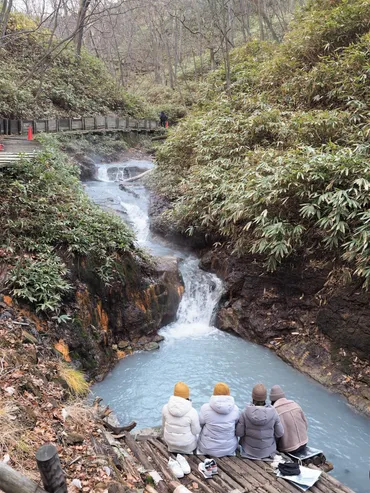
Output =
[
  {"x1": 54, "y1": 339, "x2": 72, "y2": 362},
  {"x1": 3, "y1": 295, "x2": 12, "y2": 306}
]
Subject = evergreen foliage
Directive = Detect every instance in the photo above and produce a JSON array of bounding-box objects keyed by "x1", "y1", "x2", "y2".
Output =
[
  {"x1": 0, "y1": 135, "x2": 139, "y2": 311},
  {"x1": 152, "y1": 0, "x2": 370, "y2": 286}
]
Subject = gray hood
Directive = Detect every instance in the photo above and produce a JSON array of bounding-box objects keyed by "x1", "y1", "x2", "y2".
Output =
[
  {"x1": 245, "y1": 404, "x2": 276, "y2": 426},
  {"x1": 209, "y1": 395, "x2": 236, "y2": 415}
]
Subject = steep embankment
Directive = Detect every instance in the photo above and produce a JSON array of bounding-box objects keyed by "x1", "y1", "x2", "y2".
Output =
[
  {"x1": 0, "y1": 11, "x2": 145, "y2": 119},
  {"x1": 0, "y1": 135, "x2": 183, "y2": 487},
  {"x1": 150, "y1": 0, "x2": 370, "y2": 412}
]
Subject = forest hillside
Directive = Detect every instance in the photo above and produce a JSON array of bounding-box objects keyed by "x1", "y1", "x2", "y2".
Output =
[
  {"x1": 0, "y1": 12, "x2": 145, "y2": 119},
  {"x1": 153, "y1": 0, "x2": 370, "y2": 287}
]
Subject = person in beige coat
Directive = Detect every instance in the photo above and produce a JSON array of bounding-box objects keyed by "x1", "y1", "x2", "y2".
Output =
[{"x1": 270, "y1": 385, "x2": 308, "y2": 454}]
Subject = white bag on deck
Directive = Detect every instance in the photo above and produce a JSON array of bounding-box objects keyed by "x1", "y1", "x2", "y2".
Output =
[{"x1": 277, "y1": 465, "x2": 322, "y2": 491}]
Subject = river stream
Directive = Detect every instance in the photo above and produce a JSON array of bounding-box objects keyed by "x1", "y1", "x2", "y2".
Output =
[{"x1": 86, "y1": 160, "x2": 370, "y2": 493}]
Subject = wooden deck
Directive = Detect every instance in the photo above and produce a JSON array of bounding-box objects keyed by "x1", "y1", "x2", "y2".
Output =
[{"x1": 105, "y1": 430, "x2": 355, "y2": 493}]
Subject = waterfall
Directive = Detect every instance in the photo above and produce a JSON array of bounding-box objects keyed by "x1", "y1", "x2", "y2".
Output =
[{"x1": 160, "y1": 257, "x2": 223, "y2": 340}]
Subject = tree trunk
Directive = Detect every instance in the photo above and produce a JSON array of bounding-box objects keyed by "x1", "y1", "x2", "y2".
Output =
[
  {"x1": 75, "y1": 0, "x2": 92, "y2": 57},
  {"x1": 0, "y1": 0, "x2": 13, "y2": 40}
]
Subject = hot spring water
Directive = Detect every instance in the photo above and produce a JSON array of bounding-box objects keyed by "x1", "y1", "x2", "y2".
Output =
[{"x1": 86, "y1": 161, "x2": 370, "y2": 493}]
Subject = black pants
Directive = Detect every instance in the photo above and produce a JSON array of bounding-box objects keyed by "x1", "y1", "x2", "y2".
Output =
[
  {"x1": 290, "y1": 444, "x2": 308, "y2": 455},
  {"x1": 160, "y1": 120, "x2": 167, "y2": 127}
]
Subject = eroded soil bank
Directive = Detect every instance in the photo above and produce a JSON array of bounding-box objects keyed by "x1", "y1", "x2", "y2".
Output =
[{"x1": 150, "y1": 194, "x2": 370, "y2": 417}]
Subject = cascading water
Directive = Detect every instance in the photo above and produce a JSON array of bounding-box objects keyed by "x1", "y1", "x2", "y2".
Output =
[
  {"x1": 162, "y1": 258, "x2": 222, "y2": 340},
  {"x1": 86, "y1": 161, "x2": 370, "y2": 493}
]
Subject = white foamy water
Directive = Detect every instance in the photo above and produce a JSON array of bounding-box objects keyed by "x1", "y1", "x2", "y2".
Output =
[
  {"x1": 86, "y1": 160, "x2": 370, "y2": 493},
  {"x1": 120, "y1": 201, "x2": 149, "y2": 244}
]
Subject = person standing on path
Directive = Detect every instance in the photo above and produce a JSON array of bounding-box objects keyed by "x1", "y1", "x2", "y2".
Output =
[
  {"x1": 159, "y1": 111, "x2": 168, "y2": 127},
  {"x1": 197, "y1": 382, "x2": 240, "y2": 457},
  {"x1": 237, "y1": 383, "x2": 284, "y2": 459},
  {"x1": 162, "y1": 382, "x2": 201, "y2": 454},
  {"x1": 270, "y1": 385, "x2": 308, "y2": 454}
]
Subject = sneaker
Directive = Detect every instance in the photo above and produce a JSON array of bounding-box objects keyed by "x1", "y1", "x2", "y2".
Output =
[
  {"x1": 204, "y1": 458, "x2": 217, "y2": 475},
  {"x1": 198, "y1": 461, "x2": 212, "y2": 479},
  {"x1": 168, "y1": 457, "x2": 184, "y2": 478},
  {"x1": 176, "y1": 454, "x2": 191, "y2": 475}
]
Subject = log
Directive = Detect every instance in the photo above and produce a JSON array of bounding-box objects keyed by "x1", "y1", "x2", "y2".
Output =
[
  {"x1": 0, "y1": 462, "x2": 47, "y2": 493},
  {"x1": 103, "y1": 420, "x2": 137, "y2": 435},
  {"x1": 123, "y1": 431, "x2": 152, "y2": 470},
  {"x1": 120, "y1": 169, "x2": 152, "y2": 183},
  {"x1": 90, "y1": 434, "x2": 122, "y2": 471},
  {"x1": 35, "y1": 444, "x2": 67, "y2": 493},
  {"x1": 145, "y1": 486, "x2": 160, "y2": 493}
]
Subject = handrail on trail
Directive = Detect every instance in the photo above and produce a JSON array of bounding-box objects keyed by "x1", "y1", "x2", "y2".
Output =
[{"x1": 0, "y1": 115, "x2": 160, "y2": 136}]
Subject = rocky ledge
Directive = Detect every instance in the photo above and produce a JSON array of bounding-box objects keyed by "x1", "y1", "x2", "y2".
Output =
[{"x1": 200, "y1": 249, "x2": 370, "y2": 417}]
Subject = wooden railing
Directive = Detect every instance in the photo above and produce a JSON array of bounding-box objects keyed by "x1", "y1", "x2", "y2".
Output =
[{"x1": 0, "y1": 116, "x2": 159, "y2": 135}]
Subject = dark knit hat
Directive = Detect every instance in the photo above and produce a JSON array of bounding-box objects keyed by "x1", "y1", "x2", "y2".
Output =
[
  {"x1": 270, "y1": 385, "x2": 285, "y2": 402},
  {"x1": 252, "y1": 383, "x2": 267, "y2": 401}
]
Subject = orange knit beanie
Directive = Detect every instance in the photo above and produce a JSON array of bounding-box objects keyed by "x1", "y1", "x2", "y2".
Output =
[
  {"x1": 213, "y1": 382, "x2": 230, "y2": 396},
  {"x1": 174, "y1": 382, "x2": 190, "y2": 399}
]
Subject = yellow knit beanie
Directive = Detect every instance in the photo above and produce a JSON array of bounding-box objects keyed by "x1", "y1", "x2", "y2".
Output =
[
  {"x1": 174, "y1": 382, "x2": 190, "y2": 399},
  {"x1": 213, "y1": 382, "x2": 230, "y2": 396}
]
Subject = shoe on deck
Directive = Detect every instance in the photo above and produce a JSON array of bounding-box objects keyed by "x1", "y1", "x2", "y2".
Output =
[
  {"x1": 198, "y1": 462, "x2": 213, "y2": 479},
  {"x1": 168, "y1": 457, "x2": 184, "y2": 478},
  {"x1": 176, "y1": 454, "x2": 191, "y2": 475},
  {"x1": 204, "y1": 458, "x2": 218, "y2": 475}
]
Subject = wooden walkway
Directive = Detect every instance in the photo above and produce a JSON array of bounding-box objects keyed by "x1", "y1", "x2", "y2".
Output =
[
  {"x1": 0, "y1": 116, "x2": 159, "y2": 136},
  {"x1": 105, "y1": 430, "x2": 355, "y2": 493}
]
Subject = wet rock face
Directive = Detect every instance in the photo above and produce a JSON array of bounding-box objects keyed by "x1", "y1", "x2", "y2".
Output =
[
  {"x1": 148, "y1": 193, "x2": 220, "y2": 249},
  {"x1": 316, "y1": 289, "x2": 370, "y2": 360},
  {"x1": 62, "y1": 254, "x2": 184, "y2": 376},
  {"x1": 78, "y1": 155, "x2": 96, "y2": 180},
  {"x1": 35, "y1": 253, "x2": 184, "y2": 379},
  {"x1": 201, "y1": 250, "x2": 370, "y2": 362}
]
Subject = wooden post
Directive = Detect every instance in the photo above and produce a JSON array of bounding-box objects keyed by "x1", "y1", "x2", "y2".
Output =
[
  {"x1": 36, "y1": 444, "x2": 67, "y2": 493},
  {"x1": 0, "y1": 462, "x2": 47, "y2": 493}
]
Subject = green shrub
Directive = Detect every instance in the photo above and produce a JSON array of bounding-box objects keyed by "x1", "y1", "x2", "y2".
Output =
[
  {"x1": 9, "y1": 253, "x2": 71, "y2": 312},
  {"x1": 1, "y1": 135, "x2": 140, "y2": 311},
  {"x1": 152, "y1": 0, "x2": 370, "y2": 287}
]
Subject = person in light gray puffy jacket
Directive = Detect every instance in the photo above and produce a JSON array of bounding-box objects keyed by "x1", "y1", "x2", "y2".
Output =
[
  {"x1": 236, "y1": 383, "x2": 284, "y2": 459},
  {"x1": 162, "y1": 382, "x2": 201, "y2": 454},
  {"x1": 197, "y1": 382, "x2": 240, "y2": 457}
]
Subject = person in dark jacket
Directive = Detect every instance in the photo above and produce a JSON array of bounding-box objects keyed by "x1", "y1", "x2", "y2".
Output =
[
  {"x1": 236, "y1": 383, "x2": 284, "y2": 459},
  {"x1": 159, "y1": 111, "x2": 168, "y2": 127}
]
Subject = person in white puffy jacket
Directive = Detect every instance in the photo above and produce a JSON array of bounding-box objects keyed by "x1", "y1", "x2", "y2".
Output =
[
  {"x1": 197, "y1": 382, "x2": 240, "y2": 457},
  {"x1": 162, "y1": 382, "x2": 201, "y2": 454}
]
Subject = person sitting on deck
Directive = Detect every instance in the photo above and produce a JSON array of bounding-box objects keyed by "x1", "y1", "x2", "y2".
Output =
[
  {"x1": 197, "y1": 382, "x2": 240, "y2": 457},
  {"x1": 270, "y1": 385, "x2": 308, "y2": 454},
  {"x1": 162, "y1": 382, "x2": 201, "y2": 454},
  {"x1": 236, "y1": 383, "x2": 284, "y2": 460}
]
